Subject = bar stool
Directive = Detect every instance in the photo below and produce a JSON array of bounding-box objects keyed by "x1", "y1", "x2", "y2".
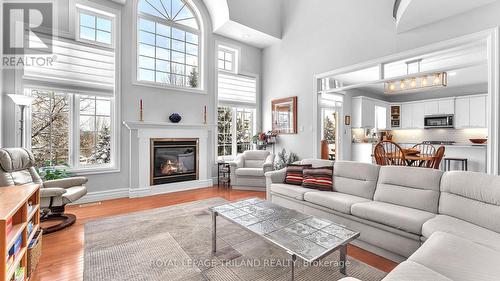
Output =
[{"x1": 444, "y1": 158, "x2": 468, "y2": 171}]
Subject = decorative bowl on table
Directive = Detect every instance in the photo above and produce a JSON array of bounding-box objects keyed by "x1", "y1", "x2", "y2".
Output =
[{"x1": 469, "y1": 138, "x2": 487, "y2": 144}]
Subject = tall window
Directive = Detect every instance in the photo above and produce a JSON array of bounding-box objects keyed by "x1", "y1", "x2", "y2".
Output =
[
  {"x1": 137, "y1": 0, "x2": 201, "y2": 88},
  {"x1": 23, "y1": 4, "x2": 117, "y2": 171},
  {"x1": 217, "y1": 72, "x2": 257, "y2": 158},
  {"x1": 29, "y1": 90, "x2": 113, "y2": 168}
]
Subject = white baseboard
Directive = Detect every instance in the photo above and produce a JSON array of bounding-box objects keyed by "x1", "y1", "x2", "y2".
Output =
[
  {"x1": 73, "y1": 179, "x2": 214, "y2": 204},
  {"x1": 129, "y1": 179, "x2": 214, "y2": 198},
  {"x1": 74, "y1": 188, "x2": 129, "y2": 204}
]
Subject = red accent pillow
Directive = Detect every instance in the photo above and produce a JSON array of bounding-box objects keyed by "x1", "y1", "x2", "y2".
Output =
[
  {"x1": 284, "y1": 164, "x2": 312, "y2": 186},
  {"x1": 302, "y1": 166, "x2": 334, "y2": 191}
]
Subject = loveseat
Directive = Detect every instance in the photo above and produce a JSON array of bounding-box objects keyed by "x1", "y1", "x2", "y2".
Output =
[{"x1": 265, "y1": 160, "x2": 500, "y2": 280}]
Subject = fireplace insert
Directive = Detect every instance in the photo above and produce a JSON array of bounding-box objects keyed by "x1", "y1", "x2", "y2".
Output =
[{"x1": 150, "y1": 138, "x2": 199, "y2": 185}]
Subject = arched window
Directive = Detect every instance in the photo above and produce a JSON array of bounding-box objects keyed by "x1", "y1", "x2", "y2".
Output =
[{"x1": 137, "y1": 0, "x2": 201, "y2": 88}]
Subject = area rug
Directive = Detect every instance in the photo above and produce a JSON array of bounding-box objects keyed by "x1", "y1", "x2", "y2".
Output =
[{"x1": 84, "y1": 198, "x2": 387, "y2": 281}]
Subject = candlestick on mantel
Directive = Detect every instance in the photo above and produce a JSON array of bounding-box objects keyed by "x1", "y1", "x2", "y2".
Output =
[
  {"x1": 140, "y1": 99, "x2": 144, "y2": 122},
  {"x1": 203, "y1": 105, "x2": 207, "y2": 124}
]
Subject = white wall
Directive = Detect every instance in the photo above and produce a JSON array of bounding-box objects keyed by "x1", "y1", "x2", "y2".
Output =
[
  {"x1": 262, "y1": 0, "x2": 500, "y2": 159},
  {"x1": 0, "y1": 0, "x2": 263, "y2": 196},
  {"x1": 226, "y1": 0, "x2": 282, "y2": 38}
]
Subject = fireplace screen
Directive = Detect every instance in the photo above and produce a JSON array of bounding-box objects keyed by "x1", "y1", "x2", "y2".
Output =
[{"x1": 151, "y1": 139, "x2": 198, "y2": 185}]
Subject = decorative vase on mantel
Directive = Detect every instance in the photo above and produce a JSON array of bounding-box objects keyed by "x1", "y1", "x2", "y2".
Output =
[{"x1": 169, "y1": 113, "x2": 182, "y2": 123}]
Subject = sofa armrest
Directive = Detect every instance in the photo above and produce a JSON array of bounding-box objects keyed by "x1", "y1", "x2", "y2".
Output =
[
  {"x1": 40, "y1": 187, "x2": 67, "y2": 198},
  {"x1": 263, "y1": 154, "x2": 275, "y2": 173},
  {"x1": 265, "y1": 168, "x2": 286, "y2": 200},
  {"x1": 44, "y1": 177, "x2": 88, "y2": 189}
]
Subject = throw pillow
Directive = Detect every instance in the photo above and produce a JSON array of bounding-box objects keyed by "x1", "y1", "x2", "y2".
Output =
[
  {"x1": 302, "y1": 166, "x2": 334, "y2": 191},
  {"x1": 284, "y1": 164, "x2": 312, "y2": 185}
]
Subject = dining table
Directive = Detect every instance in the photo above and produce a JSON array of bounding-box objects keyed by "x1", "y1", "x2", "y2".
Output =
[{"x1": 383, "y1": 149, "x2": 436, "y2": 167}]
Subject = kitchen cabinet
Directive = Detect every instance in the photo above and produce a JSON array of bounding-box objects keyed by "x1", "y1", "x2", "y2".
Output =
[
  {"x1": 401, "y1": 104, "x2": 412, "y2": 129},
  {"x1": 423, "y1": 98, "x2": 454, "y2": 116},
  {"x1": 455, "y1": 95, "x2": 487, "y2": 128},
  {"x1": 352, "y1": 143, "x2": 374, "y2": 163},
  {"x1": 438, "y1": 99, "x2": 455, "y2": 114},
  {"x1": 352, "y1": 97, "x2": 389, "y2": 129},
  {"x1": 401, "y1": 102, "x2": 424, "y2": 129},
  {"x1": 412, "y1": 102, "x2": 425, "y2": 128},
  {"x1": 424, "y1": 101, "x2": 438, "y2": 115},
  {"x1": 470, "y1": 96, "x2": 487, "y2": 128}
]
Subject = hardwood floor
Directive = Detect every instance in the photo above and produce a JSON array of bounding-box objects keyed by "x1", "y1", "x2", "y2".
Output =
[{"x1": 30, "y1": 186, "x2": 397, "y2": 281}]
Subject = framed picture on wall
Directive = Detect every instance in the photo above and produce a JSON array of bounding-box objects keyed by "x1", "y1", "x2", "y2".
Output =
[{"x1": 272, "y1": 96, "x2": 298, "y2": 134}]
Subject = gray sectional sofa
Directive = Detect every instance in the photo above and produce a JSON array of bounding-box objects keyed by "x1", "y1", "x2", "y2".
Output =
[{"x1": 265, "y1": 160, "x2": 500, "y2": 281}]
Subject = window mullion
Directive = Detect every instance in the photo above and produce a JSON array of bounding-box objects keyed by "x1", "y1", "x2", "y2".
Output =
[
  {"x1": 72, "y1": 94, "x2": 80, "y2": 169},
  {"x1": 232, "y1": 107, "x2": 237, "y2": 157}
]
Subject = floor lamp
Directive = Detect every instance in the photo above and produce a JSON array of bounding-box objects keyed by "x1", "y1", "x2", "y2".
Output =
[{"x1": 8, "y1": 94, "x2": 35, "y2": 147}]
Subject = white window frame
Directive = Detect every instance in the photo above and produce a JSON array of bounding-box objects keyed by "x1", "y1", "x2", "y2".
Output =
[
  {"x1": 134, "y1": 0, "x2": 205, "y2": 93},
  {"x1": 26, "y1": 90, "x2": 118, "y2": 174},
  {"x1": 218, "y1": 46, "x2": 237, "y2": 73},
  {"x1": 217, "y1": 105, "x2": 256, "y2": 160},
  {"x1": 75, "y1": 3, "x2": 116, "y2": 48}
]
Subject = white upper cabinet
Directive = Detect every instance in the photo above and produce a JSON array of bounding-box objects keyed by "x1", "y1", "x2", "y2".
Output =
[
  {"x1": 401, "y1": 103, "x2": 413, "y2": 129},
  {"x1": 455, "y1": 97, "x2": 469, "y2": 128},
  {"x1": 454, "y1": 95, "x2": 487, "y2": 128},
  {"x1": 412, "y1": 102, "x2": 425, "y2": 128},
  {"x1": 469, "y1": 95, "x2": 487, "y2": 128},
  {"x1": 438, "y1": 98, "x2": 455, "y2": 114},
  {"x1": 423, "y1": 98, "x2": 454, "y2": 116},
  {"x1": 352, "y1": 97, "x2": 389, "y2": 129},
  {"x1": 424, "y1": 101, "x2": 438, "y2": 115}
]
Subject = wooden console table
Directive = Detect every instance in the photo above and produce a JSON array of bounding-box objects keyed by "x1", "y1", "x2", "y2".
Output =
[{"x1": 0, "y1": 184, "x2": 41, "y2": 281}]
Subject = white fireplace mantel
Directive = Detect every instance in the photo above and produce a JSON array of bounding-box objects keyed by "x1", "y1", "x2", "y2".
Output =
[
  {"x1": 123, "y1": 121, "x2": 216, "y2": 130},
  {"x1": 123, "y1": 120, "x2": 215, "y2": 198}
]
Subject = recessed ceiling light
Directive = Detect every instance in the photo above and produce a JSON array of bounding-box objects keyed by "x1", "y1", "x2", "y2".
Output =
[
  {"x1": 448, "y1": 72, "x2": 457, "y2": 76},
  {"x1": 241, "y1": 34, "x2": 250, "y2": 39}
]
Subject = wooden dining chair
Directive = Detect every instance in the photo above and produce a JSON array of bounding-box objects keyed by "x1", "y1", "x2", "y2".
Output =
[
  {"x1": 431, "y1": 146, "x2": 446, "y2": 170},
  {"x1": 374, "y1": 141, "x2": 406, "y2": 166},
  {"x1": 411, "y1": 143, "x2": 436, "y2": 168}
]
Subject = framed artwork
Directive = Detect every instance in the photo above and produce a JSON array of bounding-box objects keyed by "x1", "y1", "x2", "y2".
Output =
[
  {"x1": 272, "y1": 96, "x2": 297, "y2": 134},
  {"x1": 345, "y1": 115, "x2": 351, "y2": 126}
]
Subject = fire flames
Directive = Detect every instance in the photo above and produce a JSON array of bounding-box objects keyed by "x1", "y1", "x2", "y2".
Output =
[{"x1": 161, "y1": 160, "x2": 185, "y2": 175}]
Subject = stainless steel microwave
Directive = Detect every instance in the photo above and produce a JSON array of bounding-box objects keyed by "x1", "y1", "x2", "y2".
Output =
[{"x1": 424, "y1": 114, "x2": 454, "y2": 129}]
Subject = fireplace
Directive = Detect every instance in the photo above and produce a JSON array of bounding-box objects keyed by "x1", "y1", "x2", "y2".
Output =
[{"x1": 150, "y1": 138, "x2": 199, "y2": 185}]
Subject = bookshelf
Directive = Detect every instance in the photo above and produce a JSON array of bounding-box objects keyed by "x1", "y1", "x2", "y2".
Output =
[{"x1": 0, "y1": 185, "x2": 40, "y2": 281}]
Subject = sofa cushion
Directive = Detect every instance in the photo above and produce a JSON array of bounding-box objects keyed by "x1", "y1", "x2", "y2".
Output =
[
  {"x1": 440, "y1": 171, "x2": 500, "y2": 233},
  {"x1": 383, "y1": 260, "x2": 452, "y2": 281},
  {"x1": 422, "y1": 214, "x2": 500, "y2": 252},
  {"x1": 333, "y1": 161, "x2": 380, "y2": 199},
  {"x1": 270, "y1": 184, "x2": 319, "y2": 201},
  {"x1": 374, "y1": 166, "x2": 443, "y2": 213},
  {"x1": 409, "y1": 231, "x2": 500, "y2": 281},
  {"x1": 302, "y1": 166, "x2": 333, "y2": 191},
  {"x1": 235, "y1": 168, "x2": 264, "y2": 177},
  {"x1": 284, "y1": 164, "x2": 312, "y2": 186},
  {"x1": 242, "y1": 150, "x2": 270, "y2": 168},
  {"x1": 304, "y1": 191, "x2": 370, "y2": 214},
  {"x1": 351, "y1": 201, "x2": 435, "y2": 235}
]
